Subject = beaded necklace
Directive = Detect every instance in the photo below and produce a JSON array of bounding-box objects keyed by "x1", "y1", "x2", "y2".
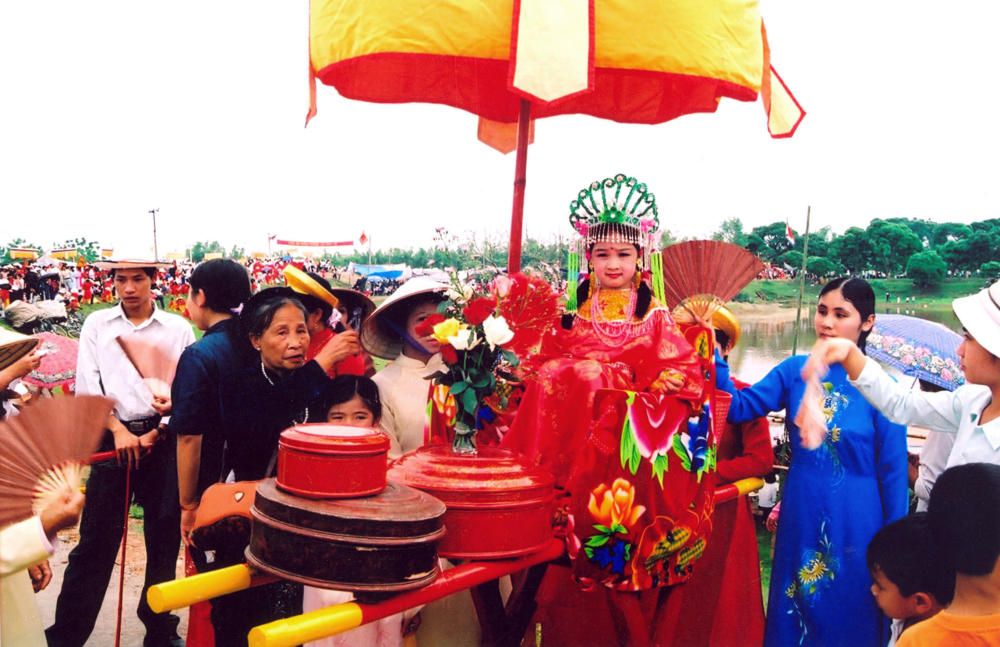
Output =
[
  {"x1": 589, "y1": 285, "x2": 638, "y2": 346},
  {"x1": 260, "y1": 360, "x2": 308, "y2": 424}
]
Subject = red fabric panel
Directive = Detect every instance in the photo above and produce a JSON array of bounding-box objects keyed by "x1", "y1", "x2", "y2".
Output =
[{"x1": 315, "y1": 52, "x2": 756, "y2": 125}]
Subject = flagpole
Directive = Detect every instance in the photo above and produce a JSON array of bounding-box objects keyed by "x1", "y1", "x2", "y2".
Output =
[{"x1": 791, "y1": 206, "x2": 812, "y2": 356}]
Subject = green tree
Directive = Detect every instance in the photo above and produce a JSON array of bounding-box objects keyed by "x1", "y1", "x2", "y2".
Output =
[
  {"x1": 866, "y1": 220, "x2": 922, "y2": 275},
  {"x1": 807, "y1": 257, "x2": 840, "y2": 277},
  {"x1": 777, "y1": 250, "x2": 803, "y2": 270},
  {"x1": 980, "y1": 261, "x2": 1000, "y2": 280},
  {"x1": 187, "y1": 240, "x2": 224, "y2": 262},
  {"x1": 906, "y1": 250, "x2": 948, "y2": 288},
  {"x1": 712, "y1": 218, "x2": 749, "y2": 246},
  {"x1": 0, "y1": 238, "x2": 42, "y2": 264},
  {"x1": 747, "y1": 222, "x2": 794, "y2": 262},
  {"x1": 931, "y1": 222, "x2": 973, "y2": 247},
  {"x1": 229, "y1": 245, "x2": 246, "y2": 260},
  {"x1": 884, "y1": 218, "x2": 935, "y2": 248},
  {"x1": 828, "y1": 227, "x2": 871, "y2": 274}
]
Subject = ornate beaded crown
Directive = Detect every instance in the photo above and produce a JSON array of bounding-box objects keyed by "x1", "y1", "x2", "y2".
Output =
[{"x1": 568, "y1": 174, "x2": 660, "y2": 246}]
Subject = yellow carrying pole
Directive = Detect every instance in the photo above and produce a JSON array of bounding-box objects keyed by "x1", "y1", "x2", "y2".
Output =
[
  {"x1": 249, "y1": 603, "x2": 364, "y2": 647},
  {"x1": 147, "y1": 564, "x2": 258, "y2": 613}
]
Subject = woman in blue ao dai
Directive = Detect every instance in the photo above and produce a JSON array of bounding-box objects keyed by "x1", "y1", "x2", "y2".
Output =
[{"x1": 716, "y1": 278, "x2": 908, "y2": 647}]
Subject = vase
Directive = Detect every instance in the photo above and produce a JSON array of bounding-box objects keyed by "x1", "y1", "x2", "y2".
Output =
[{"x1": 451, "y1": 419, "x2": 478, "y2": 455}]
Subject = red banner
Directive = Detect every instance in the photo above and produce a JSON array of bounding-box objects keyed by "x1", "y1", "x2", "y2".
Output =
[{"x1": 275, "y1": 239, "x2": 353, "y2": 247}]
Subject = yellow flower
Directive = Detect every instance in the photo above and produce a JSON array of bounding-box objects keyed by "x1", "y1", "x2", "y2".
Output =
[
  {"x1": 432, "y1": 318, "x2": 463, "y2": 344},
  {"x1": 588, "y1": 478, "x2": 646, "y2": 529},
  {"x1": 798, "y1": 557, "x2": 829, "y2": 585}
]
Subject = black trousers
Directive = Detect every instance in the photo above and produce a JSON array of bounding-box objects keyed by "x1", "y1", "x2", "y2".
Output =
[{"x1": 46, "y1": 432, "x2": 182, "y2": 647}]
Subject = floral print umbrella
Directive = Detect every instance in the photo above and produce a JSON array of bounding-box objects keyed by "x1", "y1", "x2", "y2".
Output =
[
  {"x1": 21, "y1": 332, "x2": 78, "y2": 392},
  {"x1": 867, "y1": 314, "x2": 964, "y2": 391}
]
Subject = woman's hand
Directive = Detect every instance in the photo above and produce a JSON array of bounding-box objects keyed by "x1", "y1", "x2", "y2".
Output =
[
  {"x1": 40, "y1": 489, "x2": 85, "y2": 536},
  {"x1": 180, "y1": 506, "x2": 198, "y2": 548},
  {"x1": 804, "y1": 338, "x2": 866, "y2": 381},
  {"x1": 316, "y1": 330, "x2": 361, "y2": 368},
  {"x1": 766, "y1": 503, "x2": 780, "y2": 533},
  {"x1": 29, "y1": 560, "x2": 52, "y2": 592}
]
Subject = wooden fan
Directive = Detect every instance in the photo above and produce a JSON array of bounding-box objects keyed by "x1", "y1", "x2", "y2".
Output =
[
  {"x1": 116, "y1": 335, "x2": 180, "y2": 401},
  {"x1": 0, "y1": 395, "x2": 114, "y2": 527},
  {"x1": 659, "y1": 240, "x2": 765, "y2": 321}
]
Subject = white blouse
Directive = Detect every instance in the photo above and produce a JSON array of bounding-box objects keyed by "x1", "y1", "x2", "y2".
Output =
[{"x1": 850, "y1": 358, "x2": 999, "y2": 470}]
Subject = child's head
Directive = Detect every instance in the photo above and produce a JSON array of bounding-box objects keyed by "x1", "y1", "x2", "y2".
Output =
[
  {"x1": 187, "y1": 259, "x2": 251, "y2": 329},
  {"x1": 867, "y1": 513, "x2": 954, "y2": 620},
  {"x1": 928, "y1": 463, "x2": 1000, "y2": 578},
  {"x1": 316, "y1": 375, "x2": 382, "y2": 427},
  {"x1": 952, "y1": 280, "x2": 1000, "y2": 386},
  {"x1": 816, "y1": 277, "x2": 876, "y2": 351}
]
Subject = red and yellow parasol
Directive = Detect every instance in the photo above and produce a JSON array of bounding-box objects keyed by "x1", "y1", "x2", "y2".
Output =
[{"x1": 308, "y1": 0, "x2": 804, "y2": 270}]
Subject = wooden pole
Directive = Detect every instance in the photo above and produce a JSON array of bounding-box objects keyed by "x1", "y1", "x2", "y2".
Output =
[
  {"x1": 507, "y1": 99, "x2": 532, "y2": 273},
  {"x1": 791, "y1": 206, "x2": 812, "y2": 355}
]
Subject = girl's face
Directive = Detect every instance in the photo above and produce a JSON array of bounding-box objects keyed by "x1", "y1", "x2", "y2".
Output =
[
  {"x1": 325, "y1": 394, "x2": 377, "y2": 427},
  {"x1": 252, "y1": 303, "x2": 310, "y2": 373},
  {"x1": 590, "y1": 242, "x2": 638, "y2": 290},
  {"x1": 405, "y1": 301, "x2": 441, "y2": 356},
  {"x1": 814, "y1": 288, "x2": 874, "y2": 344},
  {"x1": 957, "y1": 329, "x2": 999, "y2": 385}
]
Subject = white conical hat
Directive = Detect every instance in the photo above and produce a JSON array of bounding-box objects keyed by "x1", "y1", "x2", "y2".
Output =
[
  {"x1": 360, "y1": 277, "x2": 447, "y2": 360},
  {"x1": 0, "y1": 328, "x2": 39, "y2": 372}
]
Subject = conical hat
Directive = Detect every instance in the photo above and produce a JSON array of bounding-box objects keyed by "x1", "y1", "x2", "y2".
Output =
[
  {"x1": 361, "y1": 277, "x2": 447, "y2": 360},
  {"x1": 0, "y1": 328, "x2": 39, "y2": 372},
  {"x1": 330, "y1": 289, "x2": 376, "y2": 323},
  {"x1": 93, "y1": 258, "x2": 171, "y2": 271}
]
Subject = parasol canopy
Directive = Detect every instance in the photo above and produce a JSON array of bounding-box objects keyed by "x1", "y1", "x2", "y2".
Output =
[
  {"x1": 867, "y1": 314, "x2": 965, "y2": 391},
  {"x1": 309, "y1": 0, "x2": 802, "y2": 134},
  {"x1": 308, "y1": 0, "x2": 804, "y2": 271},
  {"x1": 21, "y1": 332, "x2": 79, "y2": 392}
]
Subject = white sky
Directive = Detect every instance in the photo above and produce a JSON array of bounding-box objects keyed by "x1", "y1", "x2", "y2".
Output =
[{"x1": 2, "y1": 1, "x2": 998, "y2": 257}]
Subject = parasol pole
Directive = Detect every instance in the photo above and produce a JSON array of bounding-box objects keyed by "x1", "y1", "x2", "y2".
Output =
[
  {"x1": 791, "y1": 206, "x2": 812, "y2": 355},
  {"x1": 507, "y1": 99, "x2": 532, "y2": 273}
]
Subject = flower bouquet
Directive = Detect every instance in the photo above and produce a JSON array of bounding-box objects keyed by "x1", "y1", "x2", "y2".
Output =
[{"x1": 418, "y1": 272, "x2": 558, "y2": 453}]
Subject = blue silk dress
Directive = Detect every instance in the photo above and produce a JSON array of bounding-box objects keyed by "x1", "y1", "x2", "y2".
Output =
[{"x1": 718, "y1": 355, "x2": 908, "y2": 647}]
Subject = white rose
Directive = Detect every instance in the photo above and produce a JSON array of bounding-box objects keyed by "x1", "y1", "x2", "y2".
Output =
[
  {"x1": 446, "y1": 283, "x2": 475, "y2": 303},
  {"x1": 482, "y1": 315, "x2": 514, "y2": 350},
  {"x1": 448, "y1": 328, "x2": 481, "y2": 351}
]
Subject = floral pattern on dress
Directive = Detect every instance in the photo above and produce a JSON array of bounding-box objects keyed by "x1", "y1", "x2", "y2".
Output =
[{"x1": 783, "y1": 519, "x2": 840, "y2": 645}]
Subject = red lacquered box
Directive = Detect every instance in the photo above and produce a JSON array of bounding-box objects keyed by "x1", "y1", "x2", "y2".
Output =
[
  {"x1": 277, "y1": 424, "x2": 389, "y2": 499},
  {"x1": 388, "y1": 446, "x2": 555, "y2": 560}
]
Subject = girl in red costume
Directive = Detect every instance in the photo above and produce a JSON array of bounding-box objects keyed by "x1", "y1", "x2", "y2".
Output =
[{"x1": 502, "y1": 173, "x2": 705, "y2": 646}]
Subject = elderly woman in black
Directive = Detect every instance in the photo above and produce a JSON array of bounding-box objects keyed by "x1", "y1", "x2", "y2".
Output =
[
  {"x1": 210, "y1": 287, "x2": 359, "y2": 647},
  {"x1": 228, "y1": 287, "x2": 359, "y2": 481}
]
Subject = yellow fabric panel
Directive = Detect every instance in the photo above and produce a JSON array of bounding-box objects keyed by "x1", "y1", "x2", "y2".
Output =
[
  {"x1": 311, "y1": 0, "x2": 762, "y2": 92},
  {"x1": 310, "y1": 0, "x2": 513, "y2": 70},
  {"x1": 767, "y1": 67, "x2": 803, "y2": 137},
  {"x1": 595, "y1": 0, "x2": 761, "y2": 90},
  {"x1": 512, "y1": 0, "x2": 591, "y2": 101}
]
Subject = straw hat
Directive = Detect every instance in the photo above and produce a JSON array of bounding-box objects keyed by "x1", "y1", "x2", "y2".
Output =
[
  {"x1": 282, "y1": 265, "x2": 339, "y2": 309},
  {"x1": 952, "y1": 280, "x2": 1000, "y2": 358},
  {"x1": 93, "y1": 258, "x2": 171, "y2": 271},
  {"x1": 360, "y1": 277, "x2": 448, "y2": 360},
  {"x1": 0, "y1": 328, "x2": 40, "y2": 372},
  {"x1": 711, "y1": 305, "x2": 741, "y2": 348}
]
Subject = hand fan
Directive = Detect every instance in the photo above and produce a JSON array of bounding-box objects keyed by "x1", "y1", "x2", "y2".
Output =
[
  {"x1": 659, "y1": 240, "x2": 765, "y2": 320},
  {"x1": 0, "y1": 395, "x2": 114, "y2": 526},
  {"x1": 116, "y1": 335, "x2": 180, "y2": 401}
]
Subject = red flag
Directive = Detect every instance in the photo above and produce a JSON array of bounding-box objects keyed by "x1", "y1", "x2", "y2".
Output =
[
  {"x1": 359, "y1": 231, "x2": 368, "y2": 246},
  {"x1": 785, "y1": 222, "x2": 795, "y2": 246}
]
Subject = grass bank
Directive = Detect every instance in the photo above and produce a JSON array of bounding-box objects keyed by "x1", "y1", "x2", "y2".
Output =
[{"x1": 736, "y1": 278, "x2": 988, "y2": 308}]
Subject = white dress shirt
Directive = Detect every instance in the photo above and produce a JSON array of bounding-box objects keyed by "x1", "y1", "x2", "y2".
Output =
[
  {"x1": 75, "y1": 303, "x2": 194, "y2": 421},
  {"x1": 850, "y1": 358, "x2": 999, "y2": 470},
  {"x1": 914, "y1": 429, "x2": 956, "y2": 512},
  {"x1": 1, "y1": 516, "x2": 54, "y2": 646}
]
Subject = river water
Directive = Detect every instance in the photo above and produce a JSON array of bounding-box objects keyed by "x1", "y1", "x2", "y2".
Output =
[{"x1": 727, "y1": 304, "x2": 960, "y2": 384}]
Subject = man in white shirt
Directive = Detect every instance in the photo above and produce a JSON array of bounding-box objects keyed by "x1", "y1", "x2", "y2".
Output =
[{"x1": 46, "y1": 261, "x2": 195, "y2": 647}]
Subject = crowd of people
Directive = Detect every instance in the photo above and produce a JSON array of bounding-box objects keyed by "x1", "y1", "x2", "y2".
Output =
[{"x1": 1, "y1": 176, "x2": 998, "y2": 647}]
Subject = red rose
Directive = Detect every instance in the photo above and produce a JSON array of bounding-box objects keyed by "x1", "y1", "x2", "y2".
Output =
[
  {"x1": 415, "y1": 313, "x2": 446, "y2": 337},
  {"x1": 463, "y1": 297, "x2": 497, "y2": 326},
  {"x1": 440, "y1": 344, "x2": 459, "y2": 364}
]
